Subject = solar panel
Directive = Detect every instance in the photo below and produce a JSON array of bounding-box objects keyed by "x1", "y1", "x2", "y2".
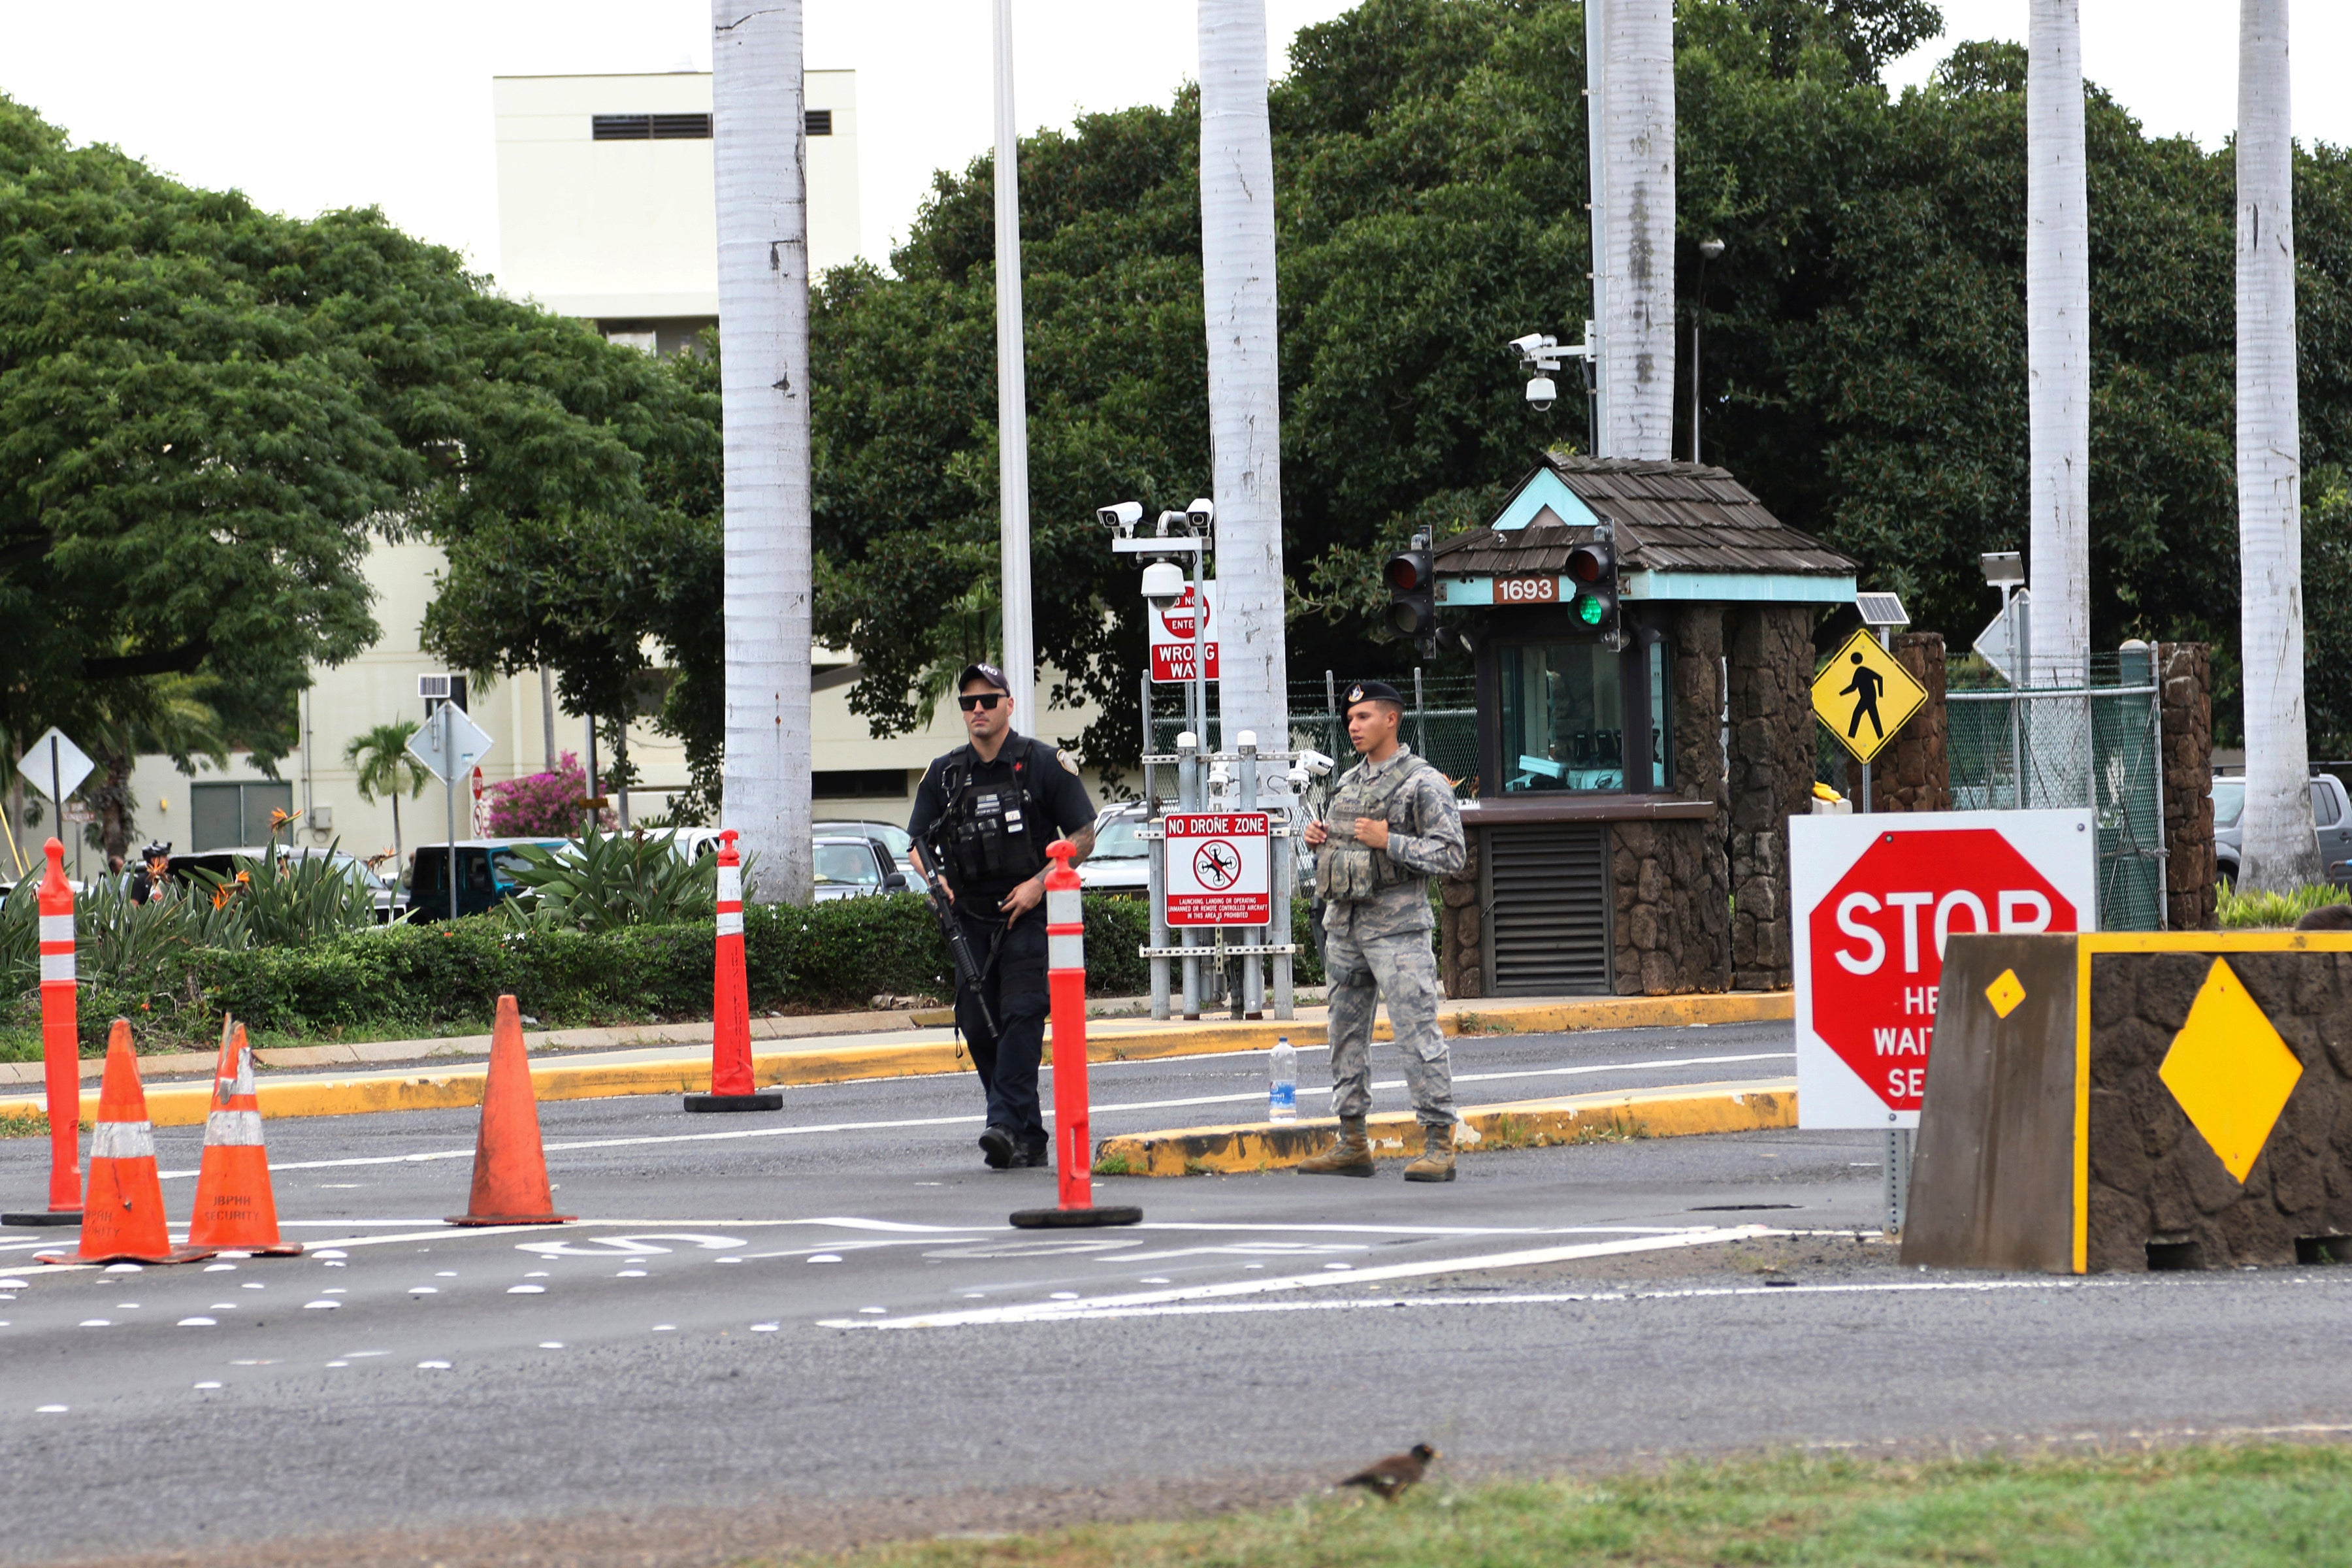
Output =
[{"x1": 1855, "y1": 592, "x2": 1910, "y2": 627}]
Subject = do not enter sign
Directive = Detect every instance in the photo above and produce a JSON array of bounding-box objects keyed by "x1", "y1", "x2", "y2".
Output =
[{"x1": 1790, "y1": 810, "x2": 2096, "y2": 1128}]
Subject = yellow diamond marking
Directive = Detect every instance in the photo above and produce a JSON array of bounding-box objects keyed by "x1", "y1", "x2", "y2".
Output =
[
  {"x1": 2157, "y1": 958, "x2": 2302, "y2": 1184},
  {"x1": 1985, "y1": 969, "x2": 2027, "y2": 1019}
]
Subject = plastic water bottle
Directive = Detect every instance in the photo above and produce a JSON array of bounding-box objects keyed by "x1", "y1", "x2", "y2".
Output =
[{"x1": 1269, "y1": 1036, "x2": 1298, "y2": 1122}]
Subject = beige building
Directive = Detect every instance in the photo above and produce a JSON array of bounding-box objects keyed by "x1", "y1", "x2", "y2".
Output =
[{"x1": 129, "y1": 69, "x2": 1103, "y2": 870}]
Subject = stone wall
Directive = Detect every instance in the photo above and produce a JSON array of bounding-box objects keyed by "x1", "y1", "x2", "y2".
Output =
[
  {"x1": 1725, "y1": 604, "x2": 1815, "y2": 990},
  {"x1": 1439, "y1": 837, "x2": 1480, "y2": 999},
  {"x1": 2159, "y1": 642, "x2": 2216, "y2": 930},
  {"x1": 1863, "y1": 632, "x2": 1951, "y2": 811},
  {"x1": 1610, "y1": 606, "x2": 1732, "y2": 994},
  {"x1": 2087, "y1": 949, "x2": 2352, "y2": 1270}
]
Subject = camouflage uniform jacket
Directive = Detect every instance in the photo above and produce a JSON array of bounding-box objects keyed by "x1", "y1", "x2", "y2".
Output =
[{"x1": 1316, "y1": 745, "x2": 1465, "y2": 939}]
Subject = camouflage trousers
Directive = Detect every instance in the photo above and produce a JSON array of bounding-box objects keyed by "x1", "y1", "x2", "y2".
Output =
[{"x1": 1322, "y1": 917, "x2": 1455, "y2": 1126}]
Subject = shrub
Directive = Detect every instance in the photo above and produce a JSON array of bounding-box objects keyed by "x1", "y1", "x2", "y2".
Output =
[
  {"x1": 2218, "y1": 882, "x2": 2352, "y2": 928},
  {"x1": 500, "y1": 828, "x2": 716, "y2": 932},
  {"x1": 483, "y1": 753, "x2": 610, "y2": 836}
]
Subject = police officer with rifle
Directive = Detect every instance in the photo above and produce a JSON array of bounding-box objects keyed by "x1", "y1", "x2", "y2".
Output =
[{"x1": 908, "y1": 663, "x2": 1098, "y2": 1170}]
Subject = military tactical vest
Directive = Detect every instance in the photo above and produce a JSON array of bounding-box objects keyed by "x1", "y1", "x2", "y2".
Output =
[
  {"x1": 941, "y1": 738, "x2": 1052, "y2": 888},
  {"x1": 1315, "y1": 753, "x2": 1439, "y2": 904}
]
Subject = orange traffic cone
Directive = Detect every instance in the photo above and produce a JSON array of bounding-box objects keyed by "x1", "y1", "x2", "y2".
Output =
[
  {"x1": 44, "y1": 1022, "x2": 212, "y2": 1266},
  {"x1": 447, "y1": 994, "x2": 575, "y2": 1226},
  {"x1": 188, "y1": 1019, "x2": 301, "y2": 1256}
]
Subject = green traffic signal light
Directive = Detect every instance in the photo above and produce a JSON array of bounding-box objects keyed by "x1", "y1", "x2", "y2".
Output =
[{"x1": 1578, "y1": 593, "x2": 1606, "y2": 627}]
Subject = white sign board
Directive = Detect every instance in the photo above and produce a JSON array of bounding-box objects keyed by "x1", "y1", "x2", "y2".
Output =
[
  {"x1": 406, "y1": 704, "x2": 495, "y2": 786},
  {"x1": 1972, "y1": 588, "x2": 2030, "y2": 685},
  {"x1": 1149, "y1": 583, "x2": 1219, "y2": 683},
  {"x1": 1790, "y1": 809, "x2": 2097, "y2": 1129},
  {"x1": 1162, "y1": 811, "x2": 1270, "y2": 927},
  {"x1": 16, "y1": 727, "x2": 93, "y2": 804}
]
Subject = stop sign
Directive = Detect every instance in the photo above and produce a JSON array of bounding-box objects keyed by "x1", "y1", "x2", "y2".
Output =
[{"x1": 1790, "y1": 811, "x2": 2097, "y2": 1128}]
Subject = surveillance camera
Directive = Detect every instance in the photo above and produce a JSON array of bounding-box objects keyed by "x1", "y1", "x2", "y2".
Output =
[
  {"x1": 1526, "y1": 375, "x2": 1558, "y2": 412},
  {"x1": 1507, "y1": 332, "x2": 1550, "y2": 359},
  {"x1": 1285, "y1": 765, "x2": 1310, "y2": 791},
  {"x1": 1186, "y1": 497, "x2": 1215, "y2": 529},
  {"x1": 1139, "y1": 559, "x2": 1186, "y2": 607},
  {"x1": 1297, "y1": 748, "x2": 1335, "y2": 779},
  {"x1": 1097, "y1": 500, "x2": 1143, "y2": 534}
]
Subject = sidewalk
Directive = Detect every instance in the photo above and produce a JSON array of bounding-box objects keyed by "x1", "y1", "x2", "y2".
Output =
[{"x1": 0, "y1": 990, "x2": 1791, "y2": 1130}]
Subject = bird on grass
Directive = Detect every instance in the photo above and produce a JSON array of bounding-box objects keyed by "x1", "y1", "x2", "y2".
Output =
[{"x1": 1339, "y1": 1443, "x2": 1439, "y2": 1500}]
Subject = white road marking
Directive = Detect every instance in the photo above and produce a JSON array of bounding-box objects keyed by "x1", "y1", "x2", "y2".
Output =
[
  {"x1": 824, "y1": 1226, "x2": 1778, "y2": 1329},
  {"x1": 129, "y1": 1052, "x2": 1789, "y2": 1179}
]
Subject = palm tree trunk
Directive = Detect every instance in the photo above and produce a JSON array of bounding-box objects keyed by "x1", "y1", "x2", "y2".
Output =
[
  {"x1": 2027, "y1": 0, "x2": 2090, "y2": 687},
  {"x1": 390, "y1": 792, "x2": 403, "y2": 878},
  {"x1": 2236, "y1": 0, "x2": 2320, "y2": 890},
  {"x1": 712, "y1": 0, "x2": 815, "y2": 903},
  {"x1": 1601, "y1": 0, "x2": 1674, "y2": 461},
  {"x1": 1198, "y1": 0, "x2": 1290, "y2": 753}
]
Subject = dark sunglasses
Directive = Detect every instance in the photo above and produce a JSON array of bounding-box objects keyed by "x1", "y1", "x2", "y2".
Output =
[{"x1": 957, "y1": 693, "x2": 1005, "y2": 711}]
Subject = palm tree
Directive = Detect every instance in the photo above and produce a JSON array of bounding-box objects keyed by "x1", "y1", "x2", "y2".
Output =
[
  {"x1": 345, "y1": 722, "x2": 429, "y2": 877},
  {"x1": 2236, "y1": 0, "x2": 2321, "y2": 891},
  {"x1": 1600, "y1": 0, "x2": 1674, "y2": 459},
  {"x1": 711, "y1": 0, "x2": 813, "y2": 904},
  {"x1": 2027, "y1": 0, "x2": 2090, "y2": 685},
  {"x1": 82, "y1": 673, "x2": 229, "y2": 863},
  {"x1": 1198, "y1": 0, "x2": 1291, "y2": 751}
]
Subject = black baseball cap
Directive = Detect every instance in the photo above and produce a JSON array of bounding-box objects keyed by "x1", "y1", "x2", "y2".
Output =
[
  {"x1": 1343, "y1": 679, "x2": 1405, "y2": 713},
  {"x1": 956, "y1": 662, "x2": 1011, "y2": 694}
]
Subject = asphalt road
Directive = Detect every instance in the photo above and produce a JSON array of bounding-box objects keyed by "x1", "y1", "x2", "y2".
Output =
[{"x1": 4, "y1": 1021, "x2": 2349, "y2": 1567}]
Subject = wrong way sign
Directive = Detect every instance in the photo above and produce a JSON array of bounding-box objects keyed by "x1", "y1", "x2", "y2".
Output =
[
  {"x1": 1162, "y1": 811, "x2": 1269, "y2": 927},
  {"x1": 1149, "y1": 583, "x2": 1219, "y2": 683},
  {"x1": 1791, "y1": 810, "x2": 2096, "y2": 1128}
]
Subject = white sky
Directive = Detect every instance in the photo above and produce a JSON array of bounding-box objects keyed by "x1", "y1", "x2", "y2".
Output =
[{"x1": 0, "y1": 2, "x2": 2344, "y2": 285}]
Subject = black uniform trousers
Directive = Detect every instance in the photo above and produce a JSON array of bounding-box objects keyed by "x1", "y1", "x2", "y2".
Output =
[{"x1": 953, "y1": 902, "x2": 1051, "y2": 1154}]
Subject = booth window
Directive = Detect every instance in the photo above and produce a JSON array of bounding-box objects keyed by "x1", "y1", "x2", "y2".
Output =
[{"x1": 1499, "y1": 640, "x2": 1672, "y2": 792}]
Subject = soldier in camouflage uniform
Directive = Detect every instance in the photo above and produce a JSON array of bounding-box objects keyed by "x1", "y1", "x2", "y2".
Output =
[{"x1": 1299, "y1": 679, "x2": 1467, "y2": 1181}]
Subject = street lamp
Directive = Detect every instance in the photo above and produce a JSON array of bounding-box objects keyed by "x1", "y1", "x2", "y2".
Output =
[{"x1": 1691, "y1": 236, "x2": 1724, "y2": 465}]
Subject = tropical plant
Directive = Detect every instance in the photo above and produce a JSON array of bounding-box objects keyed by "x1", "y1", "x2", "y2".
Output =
[
  {"x1": 497, "y1": 827, "x2": 717, "y2": 934},
  {"x1": 2235, "y1": 0, "x2": 2322, "y2": 890},
  {"x1": 711, "y1": 0, "x2": 815, "y2": 902},
  {"x1": 186, "y1": 843, "x2": 378, "y2": 947},
  {"x1": 483, "y1": 751, "x2": 608, "y2": 837},
  {"x1": 1, "y1": 871, "x2": 248, "y2": 1005},
  {"x1": 2217, "y1": 881, "x2": 2352, "y2": 929},
  {"x1": 344, "y1": 721, "x2": 430, "y2": 875}
]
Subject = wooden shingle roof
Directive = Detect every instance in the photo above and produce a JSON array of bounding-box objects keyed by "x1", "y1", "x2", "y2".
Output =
[{"x1": 1433, "y1": 455, "x2": 1857, "y2": 578}]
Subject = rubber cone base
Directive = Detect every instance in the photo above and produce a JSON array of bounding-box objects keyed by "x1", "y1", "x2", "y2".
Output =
[
  {"x1": 444, "y1": 1211, "x2": 577, "y2": 1228},
  {"x1": 35, "y1": 1244, "x2": 214, "y2": 1266},
  {"x1": 683, "y1": 1091, "x2": 783, "y2": 1113},
  {"x1": 1010, "y1": 1205, "x2": 1143, "y2": 1229},
  {"x1": 2, "y1": 1211, "x2": 82, "y2": 1227}
]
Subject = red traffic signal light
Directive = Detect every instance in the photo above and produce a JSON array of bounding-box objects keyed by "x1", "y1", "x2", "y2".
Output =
[
  {"x1": 1384, "y1": 554, "x2": 1426, "y2": 593},
  {"x1": 1567, "y1": 541, "x2": 1611, "y2": 583},
  {"x1": 1384, "y1": 548, "x2": 1437, "y2": 638}
]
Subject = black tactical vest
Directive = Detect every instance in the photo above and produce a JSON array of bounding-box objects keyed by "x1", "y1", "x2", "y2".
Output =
[{"x1": 942, "y1": 738, "x2": 1051, "y2": 888}]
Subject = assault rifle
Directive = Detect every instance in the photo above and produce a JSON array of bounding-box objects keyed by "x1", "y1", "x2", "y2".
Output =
[{"x1": 914, "y1": 830, "x2": 999, "y2": 1041}]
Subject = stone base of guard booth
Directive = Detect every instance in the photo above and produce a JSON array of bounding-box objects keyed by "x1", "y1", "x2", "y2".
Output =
[{"x1": 1903, "y1": 932, "x2": 2352, "y2": 1275}]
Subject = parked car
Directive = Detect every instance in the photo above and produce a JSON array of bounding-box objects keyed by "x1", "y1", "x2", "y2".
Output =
[
  {"x1": 2211, "y1": 774, "x2": 2352, "y2": 887},
  {"x1": 1079, "y1": 802, "x2": 1152, "y2": 893},
  {"x1": 812, "y1": 834, "x2": 909, "y2": 901},
  {"x1": 813, "y1": 819, "x2": 916, "y2": 877},
  {"x1": 404, "y1": 838, "x2": 569, "y2": 921}
]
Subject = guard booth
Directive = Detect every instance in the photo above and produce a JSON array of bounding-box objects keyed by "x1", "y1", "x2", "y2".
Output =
[{"x1": 1429, "y1": 455, "x2": 1855, "y2": 998}]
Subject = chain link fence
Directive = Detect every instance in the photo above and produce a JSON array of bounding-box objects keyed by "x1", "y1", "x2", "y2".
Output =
[
  {"x1": 1142, "y1": 674, "x2": 1478, "y2": 787},
  {"x1": 1946, "y1": 649, "x2": 2166, "y2": 932}
]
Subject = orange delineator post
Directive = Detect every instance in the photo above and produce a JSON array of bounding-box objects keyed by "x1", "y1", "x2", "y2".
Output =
[
  {"x1": 187, "y1": 1019, "x2": 301, "y2": 1256},
  {"x1": 39, "y1": 1021, "x2": 212, "y2": 1266},
  {"x1": 683, "y1": 830, "x2": 780, "y2": 1113},
  {"x1": 447, "y1": 994, "x2": 576, "y2": 1227},
  {"x1": 4, "y1": 839, "x2": 82, "y2": 1227},
  {"x1": 1009, "y1": 841, "x2": 1139, "y2": 1230}
]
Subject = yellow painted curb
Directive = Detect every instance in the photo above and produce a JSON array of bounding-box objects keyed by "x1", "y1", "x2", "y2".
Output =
[
  {"x1": 1092, "y1": 1077, "x2": 1800, "y2": 1177},
  {"x1": 6, "y1": 991, "x2": 1793, "y2": 1128}
]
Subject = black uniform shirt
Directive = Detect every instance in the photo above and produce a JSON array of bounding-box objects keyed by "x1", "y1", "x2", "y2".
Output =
[{"x1": 907, "y1": 732, "x2": 1097, "y2": 906}]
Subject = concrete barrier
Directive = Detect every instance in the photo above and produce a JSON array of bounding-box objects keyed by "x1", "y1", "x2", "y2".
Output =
[{"x1": 1904, "y1": 931, "x2": 2352, "y2": 1274}]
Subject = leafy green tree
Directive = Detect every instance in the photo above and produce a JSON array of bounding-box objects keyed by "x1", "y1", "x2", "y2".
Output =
[{"x1": 344, "y1": 721, "x2": 429, "y2": 874}]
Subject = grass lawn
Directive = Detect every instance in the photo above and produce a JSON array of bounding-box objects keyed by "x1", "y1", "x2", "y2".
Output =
[{"x1": 802, "y1": 1443, "x2": 2352, "y2": 1567}]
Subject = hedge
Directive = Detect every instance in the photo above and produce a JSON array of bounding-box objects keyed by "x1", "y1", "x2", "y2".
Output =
[{"x1": 5, "y1": 892, "x2": 1328, "y2": 1054}]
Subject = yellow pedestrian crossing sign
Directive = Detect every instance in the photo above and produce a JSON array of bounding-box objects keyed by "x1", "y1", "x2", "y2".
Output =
[{"x1": 1812, "y1": 629, "x2": 1927, "y2": 764}]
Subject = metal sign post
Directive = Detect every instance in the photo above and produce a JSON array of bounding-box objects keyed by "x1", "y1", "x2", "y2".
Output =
[
  {"x1": 405, "y1": 703, "x2": 495, "y2": 922},
  {"x1": 14, "y1": 728, "x2": 94, "y2": 885}
]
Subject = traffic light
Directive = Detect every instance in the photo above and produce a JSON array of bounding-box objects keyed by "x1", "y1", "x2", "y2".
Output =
[
  {"x1": 1566, "y1": 523, "x2": 1620, "y2": 645},
  {"x1": 1384, "y1": 544, "x2": 1436, "y2": 640}
]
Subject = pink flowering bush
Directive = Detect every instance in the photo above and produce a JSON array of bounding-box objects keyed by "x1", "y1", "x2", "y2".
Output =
[{"x1": 483, "y1": 753, "x2": 612, "y2": 836}]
